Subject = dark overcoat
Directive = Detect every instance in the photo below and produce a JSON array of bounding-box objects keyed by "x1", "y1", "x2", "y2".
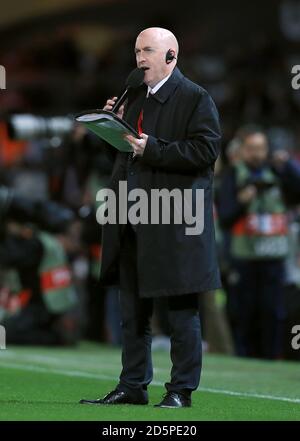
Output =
[{"x1": 100, "y1": 67, "x2": 221, "y2": 297}]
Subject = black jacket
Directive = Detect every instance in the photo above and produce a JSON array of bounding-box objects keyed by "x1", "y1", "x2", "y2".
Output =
[{"x1": 100, "y1": 67, "x2": 221, "y2": 297}]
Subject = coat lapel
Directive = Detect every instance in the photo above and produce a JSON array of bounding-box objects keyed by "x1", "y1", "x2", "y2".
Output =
[{"x1": 150, "y1": 67, "x2": 184, "y2": 104}]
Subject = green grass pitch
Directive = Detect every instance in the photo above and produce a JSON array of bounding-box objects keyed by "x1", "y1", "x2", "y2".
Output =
[{"x1": 0, "y1": 342, "x2": 299, "y2": 421}]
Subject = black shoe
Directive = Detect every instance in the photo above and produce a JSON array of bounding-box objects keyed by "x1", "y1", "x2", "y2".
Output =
[
  {"x1": 79, "y1": 389, "x2": 148, "y2": 405},
  {"x1": 154, "y1": 392, "x2": 191, "y2": 408}
]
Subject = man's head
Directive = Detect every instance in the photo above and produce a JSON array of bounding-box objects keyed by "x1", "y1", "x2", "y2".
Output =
[
  {"x1": 237, "y1": 125, "x2": 269, "y2": 168},
  {"x1": 135, "y1": 27, "x2": 179, "y2": 88}
]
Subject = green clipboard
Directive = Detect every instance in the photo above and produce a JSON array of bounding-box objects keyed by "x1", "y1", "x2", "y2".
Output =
[{"x1": 75, "y1": 109, "x2": 141, "y2": 152}]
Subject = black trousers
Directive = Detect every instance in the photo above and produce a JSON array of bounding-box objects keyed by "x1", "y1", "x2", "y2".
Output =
[{"x1": 118, "y1": 225, "x2": 202, "y2": 396}]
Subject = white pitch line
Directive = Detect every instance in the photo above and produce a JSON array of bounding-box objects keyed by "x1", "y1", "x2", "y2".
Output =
[
  {"x1": 200, "y1": 387, "x2": 300, "y2": 404},
  {"x1": 0, "y1": 351, "x2": 170, "y2": 374},
  {"x1": 0, "y1": 361, "x2": 116, "y2": 381},
  {"x1": 1, "y1": 361, "x2": 300, "y2": 406}
]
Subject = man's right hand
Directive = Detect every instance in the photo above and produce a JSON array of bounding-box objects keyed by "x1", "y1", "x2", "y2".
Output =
[
  {"x1": 103, "y1": 96, "x2": 124, "y2": 119},
  {"x1": 237, "y1": 185, "x2": 257, "y2": 204}
]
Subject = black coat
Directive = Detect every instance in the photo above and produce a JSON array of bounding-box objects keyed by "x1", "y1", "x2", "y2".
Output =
[{"x1": 100, "y1": 67, "x2": 221, "y2": 297}]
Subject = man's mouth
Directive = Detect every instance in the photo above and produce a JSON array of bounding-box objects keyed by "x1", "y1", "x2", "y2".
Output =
[{"x1": 141, "y1": 67, "x2": 150, "y2": 71}]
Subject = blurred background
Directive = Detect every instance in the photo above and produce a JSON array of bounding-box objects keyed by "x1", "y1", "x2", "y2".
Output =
[{"x1": 0, "y1": 0, "x2": 300, "y2": 360}]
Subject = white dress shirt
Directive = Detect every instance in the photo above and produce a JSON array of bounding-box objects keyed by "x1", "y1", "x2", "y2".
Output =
[{"x1": 147, "y1": 73, "x2": 172, "y2": 97}]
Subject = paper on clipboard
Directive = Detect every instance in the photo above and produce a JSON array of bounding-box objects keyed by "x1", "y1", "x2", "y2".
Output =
[{"x1": 75, "y1": 110, "x2": 140, "y2": 152}]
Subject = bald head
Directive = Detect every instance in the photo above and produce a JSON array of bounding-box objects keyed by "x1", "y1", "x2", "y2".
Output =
[
  {"x1": 135, "y1": 27, "x2": 179, "y2": 88},
  {"x1": 137, "y1": 27, "x2": 179, "y2": 56}
]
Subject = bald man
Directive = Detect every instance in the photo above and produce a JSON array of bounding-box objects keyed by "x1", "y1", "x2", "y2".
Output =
[{"x1": 80, "y1": 27, "x2": 221, "y2": 408}]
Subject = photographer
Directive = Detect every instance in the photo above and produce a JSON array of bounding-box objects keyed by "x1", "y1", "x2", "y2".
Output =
[
  {"x1": 217, "y1": 125, "x2": 300, "y2": 359},
  {"x1": 0, "y1": 190, "x2": 78, "y2": 345}
]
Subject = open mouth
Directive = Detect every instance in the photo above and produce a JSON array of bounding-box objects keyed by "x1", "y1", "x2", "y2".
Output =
[{"x1": 141, "y1": 67, "x2": 150, "y2": 71}]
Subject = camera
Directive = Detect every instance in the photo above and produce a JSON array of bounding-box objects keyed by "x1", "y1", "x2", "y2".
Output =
[
  {"x1": 246, "y1": 177, "x2": 275, "y2": 192},
  {"x1": 240, "y1": 174, "x2": 275, "y2": 193},
  {"x1": 7, "y1": 114, "x2": 74, "y2": 141},
  {"x1": 0, "y1": 186, "x2": 75, "y2": 233}
]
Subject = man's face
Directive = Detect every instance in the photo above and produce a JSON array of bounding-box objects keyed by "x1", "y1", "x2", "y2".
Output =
[
  {"x1": 241, "y1": 133, "x2": 269, "y2": 168},
  {"x1": 135, "y1": 32, "x2": 170, "y2": 88}
]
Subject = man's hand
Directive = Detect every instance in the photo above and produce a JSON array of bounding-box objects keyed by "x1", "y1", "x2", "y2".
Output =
[
  {"x1": 103, "y1": 96, "x2": 124, "y2": 119},
  {"x1": 125, "y1": 133, "x2": 148, "y2": 157},
  {"x1": 237, "y1": 185, "x2": 257, "y2": 204},
  {"x1": 271, "y1": 150, "x2": 290, "y2": 170}
]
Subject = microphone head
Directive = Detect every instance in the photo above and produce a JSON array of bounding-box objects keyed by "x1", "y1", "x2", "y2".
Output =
[{"x1": 126, "y1": 67, "x2": 145, "y2": 89}]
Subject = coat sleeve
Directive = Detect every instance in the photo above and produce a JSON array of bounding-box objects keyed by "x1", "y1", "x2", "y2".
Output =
[{"x1": 139, "y1": 90, "x2": 221, "y2": 173}]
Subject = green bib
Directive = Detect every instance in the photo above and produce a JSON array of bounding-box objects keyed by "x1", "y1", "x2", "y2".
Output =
[
  {"x1": 231, "y1": 162, "x2": 288, "y2": 259},
  {"x1": 0, "y1": 269, "x2": 31, "y2": 320},
  {"x1": 38, "y1": 232, "x2": 77, "y2": 313}
]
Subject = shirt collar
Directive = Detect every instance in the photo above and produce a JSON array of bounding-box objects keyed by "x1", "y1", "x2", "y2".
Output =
[{"x1": 147, "y1": 73, "x2": 172, "y2": 97}]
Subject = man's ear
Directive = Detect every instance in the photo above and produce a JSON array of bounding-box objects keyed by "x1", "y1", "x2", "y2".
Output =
[{"x1": 165, "y1": 49, "x2": 177, "y2": 64}]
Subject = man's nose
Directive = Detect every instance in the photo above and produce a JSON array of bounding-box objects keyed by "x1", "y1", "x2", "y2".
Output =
[{"x1": 137, "y1": 53, "x2": 146, "y2": 65}]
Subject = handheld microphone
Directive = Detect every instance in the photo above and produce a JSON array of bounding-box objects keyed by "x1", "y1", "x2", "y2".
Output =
[{"x1": 111, "y1": 67, "x2": 145, "y2": 113}]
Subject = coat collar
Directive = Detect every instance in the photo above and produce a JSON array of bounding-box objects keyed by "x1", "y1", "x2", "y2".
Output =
[{"x1": 148, "y1": 67, "x2": 184, "y2": 104}]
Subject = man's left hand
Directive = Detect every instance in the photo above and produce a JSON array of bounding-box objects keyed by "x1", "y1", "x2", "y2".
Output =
[
  {"x1": 125, "y1": 133, "x2": 148, "y2": 156},
  {"x1": 272, "y1": 150, "x2": 290, "y2": 169}
]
